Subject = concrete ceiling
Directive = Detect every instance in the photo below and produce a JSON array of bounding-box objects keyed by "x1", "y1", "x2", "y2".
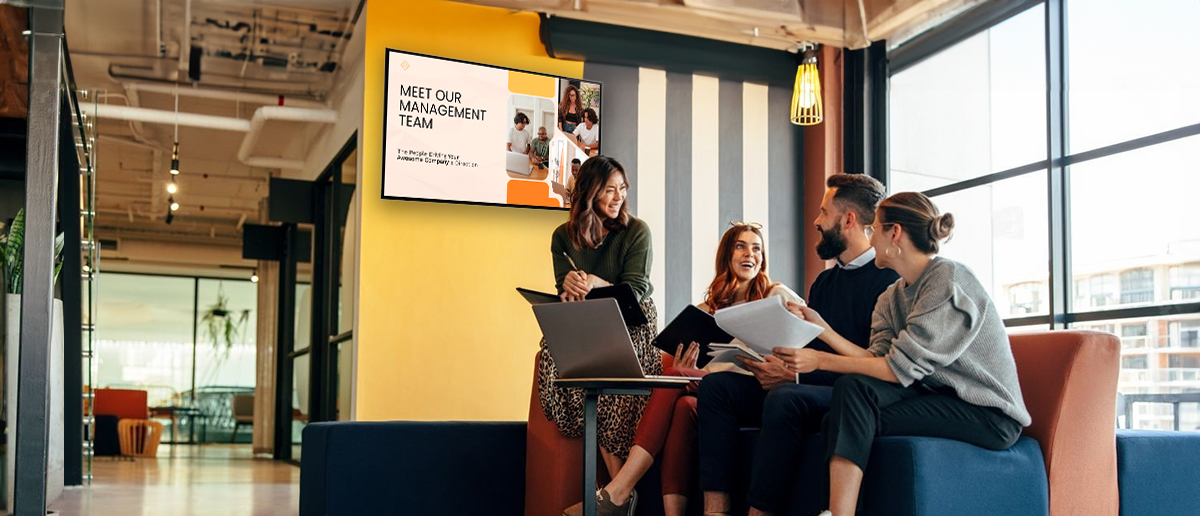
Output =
[{"x1": 64, "y1": 0, "x2": 359, "y2": 273}]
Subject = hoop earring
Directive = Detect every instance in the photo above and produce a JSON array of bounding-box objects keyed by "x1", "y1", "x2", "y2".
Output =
[{"x1": 885, "y1": 245, "x2": 902, "y2": 259}]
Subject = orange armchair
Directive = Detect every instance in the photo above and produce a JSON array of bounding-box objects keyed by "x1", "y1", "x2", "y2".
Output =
[
  {"x1": 93, "y1": 388, "x2": 149, "y2": 420},
  {"x1": 1011, "y1": 330, "x2": 1121, "y2": 516}
]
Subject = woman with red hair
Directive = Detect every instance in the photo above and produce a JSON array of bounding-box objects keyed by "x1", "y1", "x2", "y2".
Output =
[{"x1": 564, "y1": 222, "x2": 801, "y2": 516}]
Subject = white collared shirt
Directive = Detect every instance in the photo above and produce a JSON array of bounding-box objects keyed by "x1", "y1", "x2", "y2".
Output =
[{"x1": 837, "y1": 247, "x2": 876, "y2": 270}]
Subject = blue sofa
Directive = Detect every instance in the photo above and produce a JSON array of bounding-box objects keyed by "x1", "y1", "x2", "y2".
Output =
[
  {"x1": 300, "y1": 420, "x2": 1048, "y2": 516},
  {"x1": 301, "y1": 331, "x2": 1175, "y2": 516},
  {"x1": 1116, "y1": 429, "x2": 1200, "y2": 516}
]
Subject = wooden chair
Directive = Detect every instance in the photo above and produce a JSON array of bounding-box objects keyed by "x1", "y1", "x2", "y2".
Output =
[{"x1": 118, "y1": 419, "x2": 164, "y2": 458}]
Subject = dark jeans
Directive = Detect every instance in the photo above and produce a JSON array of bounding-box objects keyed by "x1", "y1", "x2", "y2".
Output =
[
  {"x1": 823, "y1": 374, "x2": 1024, "y2": 472},
  {"x1": 697, "y1": 370, "x2": 841, "y2": 509}
]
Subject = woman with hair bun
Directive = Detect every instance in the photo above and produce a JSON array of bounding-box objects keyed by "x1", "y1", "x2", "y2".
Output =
[{"x1": 775, "y1": 191, "x2": 1031, "y2": 516}]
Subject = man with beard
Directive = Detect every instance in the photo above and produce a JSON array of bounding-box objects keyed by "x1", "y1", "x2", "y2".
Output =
[{"x1": 698, "y1": 173, "x2": 898, "y2": 516}]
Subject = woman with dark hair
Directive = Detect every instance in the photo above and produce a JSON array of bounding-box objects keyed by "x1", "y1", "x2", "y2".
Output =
[
  {"x1": 776, "y1": 192, "x2": 1031, "y2": 516},
  {"x1": 558, "y1": 84, "x2": 584, "y2": 135},
  {"x1": 538, "y1": 155, "x2": 657, "y2": 514},
  {"x1": 562, "y1": 222, "x2": 801, "y2": 516}
]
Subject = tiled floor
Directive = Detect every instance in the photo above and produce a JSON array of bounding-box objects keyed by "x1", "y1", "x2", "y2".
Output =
[{"x1": 41, "y1": 445, "x2": 299, "y2": 516}]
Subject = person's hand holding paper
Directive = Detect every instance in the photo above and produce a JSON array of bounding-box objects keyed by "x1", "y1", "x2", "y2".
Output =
[
  {"x1": 770, "y1": 346, "x2": 823, "y2": 374},
  {"x1": 738, "y1": 355, "x2": 797, "y2": 389},
  {"x1": 712, "y1": 296, "x2": 824, "y2": 356}
]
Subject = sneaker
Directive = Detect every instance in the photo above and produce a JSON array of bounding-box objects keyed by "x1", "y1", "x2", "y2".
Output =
[{"x1": 816, "y1": 511, "x2": 833, "y2": 516}]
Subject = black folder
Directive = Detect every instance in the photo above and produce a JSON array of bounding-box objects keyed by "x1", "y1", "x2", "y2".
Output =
[
  {"x1": 516, "y1": 284, "x2": 649, "y2": 327},
  {"x1": 652, "y1": 305, "x2": 734, "y2": 367}
]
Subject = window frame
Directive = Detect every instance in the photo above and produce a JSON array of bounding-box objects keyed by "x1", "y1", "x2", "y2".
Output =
[{"x1": 884, "y1": 0, "x2": 1200, "y2": 330}]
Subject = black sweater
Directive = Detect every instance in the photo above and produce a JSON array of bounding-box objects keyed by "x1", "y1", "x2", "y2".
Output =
[{"x1": 807, "y1": 259, "x2": 899, "y2": 354}]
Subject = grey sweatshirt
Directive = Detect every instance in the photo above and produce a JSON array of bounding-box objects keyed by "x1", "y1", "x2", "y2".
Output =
[{"x1": 867, "y1": 257, "x2": 1032, "y2": 426}]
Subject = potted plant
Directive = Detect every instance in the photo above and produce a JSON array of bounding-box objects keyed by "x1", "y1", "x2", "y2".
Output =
[
  {"x1": 579, "y1": 84, "x2": 601, "y2": 111},
  {"x1": 199, "y1": 282, "x2": 250, "y2": 357},
  {"x1": 0, "y1": 208, "x2": 67, "y2": 509}
]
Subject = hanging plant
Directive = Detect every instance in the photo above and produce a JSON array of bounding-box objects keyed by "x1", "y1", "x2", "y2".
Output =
[
  {"x1": 0, "y1": 209, "x2": 66, "y2": 295},
  {"x1": 200, "y1": 282, "x2": 251, "y2": 355}
]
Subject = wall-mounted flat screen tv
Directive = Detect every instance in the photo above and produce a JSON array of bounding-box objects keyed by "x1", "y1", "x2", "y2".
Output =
[{"x1": 382, "y1": 49, "x2": 602, "y2": 210}]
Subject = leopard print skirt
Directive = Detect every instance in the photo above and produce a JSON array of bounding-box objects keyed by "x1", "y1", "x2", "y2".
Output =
[{"x1": 537, "y1": 298, "x2": 663, "y2": 459}]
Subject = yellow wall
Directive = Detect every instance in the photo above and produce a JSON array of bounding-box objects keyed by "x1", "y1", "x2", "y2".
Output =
[{"x1": 358, "y1": 0, "x2": 584, "y2": 421}]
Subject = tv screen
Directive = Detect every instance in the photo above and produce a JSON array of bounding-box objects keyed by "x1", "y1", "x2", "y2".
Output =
[{"x1": 382, "y1": 49, "x2": 602, "y2": 210}]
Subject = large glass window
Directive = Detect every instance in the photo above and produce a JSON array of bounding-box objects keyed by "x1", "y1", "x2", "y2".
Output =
[
  {"x1": 889, "y1": 4, "x2": 1046, "y2": 193},
  {"x1": 1069, "y1": 136, "x2": 1200, "y2": 308},
  {"x1": 96, "y1": 275, "x2": 196, "y2": 407},
  {"x1": 888, "y1": 0, "x2": 1200, "y2": 432},
  {"x1": 932, "y1": 172, "x2": 1049, "y2": 317},
  {"x1": 95, "y1": 273, "x2": 257, "y2": 443},
  {"x1": 1067, "y1": 0, "x2": 1200, "y2": 153},
  {"x1": 195, "y1": 279, "x2": 257, "y2": 390}
]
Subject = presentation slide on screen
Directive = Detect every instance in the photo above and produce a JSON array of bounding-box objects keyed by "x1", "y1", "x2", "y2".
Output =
[{"x1": 382, "y1": 50, "x2": 601, "y2": 209}]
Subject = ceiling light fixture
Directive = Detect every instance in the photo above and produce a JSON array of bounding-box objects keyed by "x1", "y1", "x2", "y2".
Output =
[
  {"x1": 166, "y1": 84, "x2": 182, "y2": 227},
  {"x1": 790, "y1": 42, "x2": 824, "y2": 126},
  {"x1": 250, "y1": 272, "x2": 259, "y2": 283}
]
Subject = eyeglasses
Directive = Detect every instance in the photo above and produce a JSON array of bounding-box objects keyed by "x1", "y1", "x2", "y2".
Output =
[
  {"x1": 729, "y1": 221, "x2": 763, "y2": 229},
  {"x1": 865, "y1": 223, "x2": 895, "y2": 238}
]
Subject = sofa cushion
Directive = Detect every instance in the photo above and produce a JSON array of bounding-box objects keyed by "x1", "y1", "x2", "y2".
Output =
[
  {"x1": 735, "y1": 432, "x2": 1047, "y2": 516},
  {"x1": 859, "y1": 436, "x2": 1048, "y2": 516},
  {"x1": 1116, "y1": 430, "x2": 1200, "y2": 516},
  {"x1": 301, "y1": 421, "x2": 527, "y2": 516}
]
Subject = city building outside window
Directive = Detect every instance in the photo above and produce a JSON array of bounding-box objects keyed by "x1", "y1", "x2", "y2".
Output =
[
  {"x1": 1120, "y1": 269, "x2": 1155, "y2": 305},
  {"x1": 1171, "y1": 265, "x2": 1200, "y2": 301}
]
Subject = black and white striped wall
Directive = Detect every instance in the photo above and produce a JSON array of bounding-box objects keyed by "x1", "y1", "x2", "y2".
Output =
[{"x1": 583, "y1": 62, "x2": 806, "y2": 323}]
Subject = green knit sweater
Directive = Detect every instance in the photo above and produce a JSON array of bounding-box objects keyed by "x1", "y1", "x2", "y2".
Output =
[{"x1": 551, "y1": 217, "x2": 654, "y2": 302}]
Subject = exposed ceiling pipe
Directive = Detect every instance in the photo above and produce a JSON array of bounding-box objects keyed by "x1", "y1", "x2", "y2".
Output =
[
  {"x1": 128, "y1": 82, "x2": 327, "y2": 109},
  {"x1": 110, "y1": 69, "x2": 330, "y2": 98},
  {"x1": 83, "y1": 103, "x2": 252, "y2": 132},
  {"x1": 84, "y1": 104, "x2": 338, "y2": 169},
  {"x1": 237, "y1": 106, "x2": 339, "y2": 169}
]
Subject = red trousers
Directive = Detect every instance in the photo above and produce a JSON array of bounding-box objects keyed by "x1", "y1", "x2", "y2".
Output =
[{"x1": 632, "y1": 366, "x2": 706, "y2": 496}]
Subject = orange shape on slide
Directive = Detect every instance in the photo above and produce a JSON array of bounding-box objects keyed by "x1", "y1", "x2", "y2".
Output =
[
  {"x1": 508, "y1": 71, "x2": 556, "y2": 98},
  {"x1": 507, "y1": 180, "x2": 562, "y2": 208}
]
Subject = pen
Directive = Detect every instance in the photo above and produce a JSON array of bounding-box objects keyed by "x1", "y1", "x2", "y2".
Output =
[
  {"x1": 562, "y1": 252, "x2": 582, "y2": 274},
  {"x1": 562, "y1": 252, "x2": 587, "y2": 284}
]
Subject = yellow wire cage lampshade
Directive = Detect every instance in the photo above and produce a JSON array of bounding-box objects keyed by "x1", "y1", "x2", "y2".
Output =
[{"x1": 791, "y1": 47, "x2": 823, "y2": 126}]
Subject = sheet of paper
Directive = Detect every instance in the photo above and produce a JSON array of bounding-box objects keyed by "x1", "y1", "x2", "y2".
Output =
[
  {"x1": 713, "y1": 296, "x2": 823, "y2": 355},
  {"x1": 709, "y1": 342, "x2": 766, "y2": 362},
  {"x1": 704, "y1": 349, "x2": 754, "y2": 374}
]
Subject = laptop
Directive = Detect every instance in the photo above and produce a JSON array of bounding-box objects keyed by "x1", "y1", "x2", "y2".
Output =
[
  {"x1": 505, "y1": 151, "x2": 532, "y2": 176},
  {"x1": 532, "y1": 298, "x2": 699, "y2": 382}
]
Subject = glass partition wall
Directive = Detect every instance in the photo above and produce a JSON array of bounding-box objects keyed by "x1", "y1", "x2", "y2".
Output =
[
  {"x1": 281, "y1": 134, "x2": 356, "y2": 463},
  {"x1": 95, "y1": 274, "x2": 258, "y2": 443}
]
